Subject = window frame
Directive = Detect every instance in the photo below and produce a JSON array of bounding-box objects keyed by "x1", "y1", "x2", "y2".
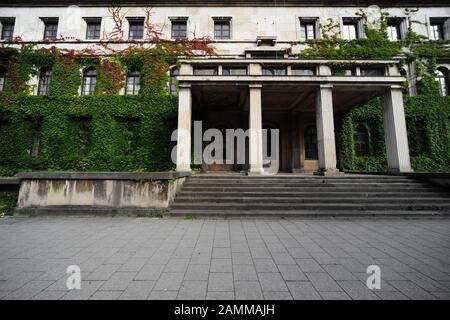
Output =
[
  {"x1": 41, "y1": 18, "x2": 59, "y2": 41},
  {"x1": 304, "y1": 125, "x2": 318, "y2": 160},
  {"x1": 171, "y1": 19, "x2": 188, "y2": 40},
  {"x1": 222, "y1": 66, "x2": 248, "y2": 76},
  {"x1": 125, "y1": 70, "x2": 141, "y2": 95},
  {"x1": 213, "y1": 17, "x2": 231, "y2": 40},
  {"x1": 81, "y1": 67, "x2": 97, "y2": 96},
  {"x1": 0, "y1": 67, "x2": 7, "y2": 91},
  {"x1": 354, "y1": 124, "x2": 370, "y2": 157},
  {"x1": 85, "y1": 18, "x2": 102, "y2": 40},
  {"x1": 0, "y1": 19, "x2": 15, "y2": 40},
  {"x1": 128, "y1": 18, "x2": 145, "y2": 40},
  {"x1": 37, "y1": 67, "x2": 52, "y2": 95},
  {"x1": 299, "y1": 18, "x2": 318, "y2": 40},
  {"x1": 342, "y1": 18, "x2": 362, "y2": 40},
  {"x1": 262, "y1": 67, "x2": 287, "y2": 76},
  {"x1": 436, "y1": 68, "x2": 449, "y2": 96}
]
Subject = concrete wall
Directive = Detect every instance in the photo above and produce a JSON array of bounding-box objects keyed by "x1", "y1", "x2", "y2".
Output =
[
  {"x1": 15, "y1": 172, "x2": 189, "y2": 214},
  {"x1": 1, "y1": 6, "x2": 449, "y2": 56}
]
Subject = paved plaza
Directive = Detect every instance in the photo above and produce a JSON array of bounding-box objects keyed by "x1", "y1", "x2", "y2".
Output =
[{"x1": 0, "y1": 216, "x2": 449, "y2": 300}]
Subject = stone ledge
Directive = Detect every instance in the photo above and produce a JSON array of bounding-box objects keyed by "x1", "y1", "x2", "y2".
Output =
[
  {"x1": 0, "y1": 178, "x2": 21, "y2": 185},
  {"x1": 16, "y1": 171, "x2": 191, "y2": 181},
  {"x1": 15, "y1": 206, "x2": 168, "y2": 217}
]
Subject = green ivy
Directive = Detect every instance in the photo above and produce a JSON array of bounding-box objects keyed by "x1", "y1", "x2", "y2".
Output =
[{"x1": 341, "y1": 96, "x2": 450, "y2": 173}]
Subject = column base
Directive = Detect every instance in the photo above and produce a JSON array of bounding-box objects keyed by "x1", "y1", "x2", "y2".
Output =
[
  {"x1": 176, "y1": 166, "x2": 192, "y2": 173},
  {"x1": 247, "y1": 168, "x2": 265, "y2": 176},
  {"x1": 291, "y1": 168, "x2": 305, "y2": 173},
  {"x1": 388, "y1": 167, "x2": 414, "y2": 175},
  {"x1": 313, "y1": 169, "x2": 344, "y2": 176}
]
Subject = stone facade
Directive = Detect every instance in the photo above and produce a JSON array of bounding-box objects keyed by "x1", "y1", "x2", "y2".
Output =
[{"x1": 1, "y1": 1, "x2": 449, "y2": 174}]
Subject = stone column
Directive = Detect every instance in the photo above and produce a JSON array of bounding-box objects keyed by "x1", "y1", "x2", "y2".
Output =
[
  {"x1": 176, "y1": 84, "x2": 192, "y2": 172},
  {"x1": 248, "y1": 84, "x2": 264, "y2": 175},
  {"x1": 382, "y1": 86, "x2": 413, "y2": 173},
  {"x1": 315, "y1": 84, "x2": 339, "y2": 174}
]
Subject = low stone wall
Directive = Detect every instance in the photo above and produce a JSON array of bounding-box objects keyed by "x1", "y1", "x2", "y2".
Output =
[{"x1": 15, "y1": 172, "x2": 190, "y2": 215}]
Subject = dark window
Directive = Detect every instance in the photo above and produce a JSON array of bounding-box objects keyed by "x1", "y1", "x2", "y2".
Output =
[
  {"x1": 128, "y1": 20, "x2": 144, "y2": 40},
  {"x1": 214, "y1": 20, "x2": 230, "y2": 40},
  {"x1": 291, "y1": 67, "x2": 315, "y2": 76},
  {"x1": 37, "y1": 68, "x2": 52, "y2": 95},
  {"x1": 300, "y1": 19, "x2": 317, "y2": 40},
  {"x1": 0, "y1": 67, "x2": 6, "y2": 91},
  {"x1": 43, "y1": 19, "x2": 58, "y2": 40},
  {"x1": 171, "y1": 21, "x2": 187, "y2": 39},
  {"x1": 170, "y1": 68, "x2": 179, "y2": 95},
  {"x1": 430, "y1": 21, "x2": 444, "y2": 40},
  {"x1": 81, "y1": 67, "x2": 97, "y2": 96},
  {"x1": 27, "y1": 119, "x2": 42, "y2": 157},
  {"x1": 1, "y1": 20, "x2": 14, "y2": 40},
  {"x1": 222, "y1": 67, "x2": 247, "y2": 76},
  {"x1": 85, "y1": 18, "x2": 101, "y2": 40},
  {"x1": 193, "y1": 67, "x2": 218, "y2": 76},
  {"x1": 354, "y1": 124, "x2": 369, "y2": 157},
  {"x1": 304, "y1": 126, "x2": 318, "y2": 160},
  {"x1": 361, "y1": 67, "x2": 385, "y2": 77},
  {"x1": 126, "y1": 70, "x2": 141, "y2": 95},
  {"x1": 331, "y1": 68, "x2": 355, "y2": 76},
  {"x1": 436, "y1": 68, "x2": 449, "y2": 96},
  {"x1": 262, "y1": 67, "x2": 287, "y2": 76}
]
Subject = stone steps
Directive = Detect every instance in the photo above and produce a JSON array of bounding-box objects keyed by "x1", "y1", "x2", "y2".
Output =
[{"x1": 169, "y1": 174, "x2": 450, "y2": 217}]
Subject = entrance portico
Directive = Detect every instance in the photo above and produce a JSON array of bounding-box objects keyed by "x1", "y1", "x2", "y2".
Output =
[{"x1": 175, "y1": 59, "x2": 413, "y2": 175}]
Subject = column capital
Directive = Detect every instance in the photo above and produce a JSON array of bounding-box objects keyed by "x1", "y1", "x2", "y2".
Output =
[
  {"x1": 388, "y1": 84, "x2": 404, "y2": 90},
  {"x1": 179, "y1": 83, "x2": 191, "y2": 89},
  {"x1": 319, "y1": 84, "x2": 333, "y2": 89},
  {"x1": 249, "y1": 84, "x2": 263, "y2": 89}
]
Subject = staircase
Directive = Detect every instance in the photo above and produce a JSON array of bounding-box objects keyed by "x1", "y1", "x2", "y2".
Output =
[{"x1": 169, "y1": 173, "x2": 450, "y2": 217}]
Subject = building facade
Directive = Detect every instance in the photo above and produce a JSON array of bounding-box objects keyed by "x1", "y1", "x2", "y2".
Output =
[{"x1": 1, "y1": 0, "x2": 449, "y2": 175}]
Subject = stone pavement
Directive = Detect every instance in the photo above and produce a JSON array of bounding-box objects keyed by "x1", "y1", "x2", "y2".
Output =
[{"x1": 0, "y1": 216, "x2": 449, "y2": 300}]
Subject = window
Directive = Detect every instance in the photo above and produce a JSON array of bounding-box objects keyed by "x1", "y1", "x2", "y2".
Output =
[
  {"x1": 81, "y1": 67, "x2": 97, "y2": 96},
  {"x1": 1, "y1": 18, "x2": 15, "y2": 40},
  {"x1": 304, "y1": 126, "x2": 318, "y2": 160},
  {"x1": 214, "y1": 19, "x2": 231, "y2": 40},
  {"x1": 0, "y1": 67, "x2": 6, "y2": 91},
  {"x1": 193, "y1": 67, "x2": 218, "y2": 76},
  {"x1": 171, "y1": 19, "x2": 187, "y2": 40},
  {"x1": 128, "y1": 18, "x2": 144, "y2": 40},
  {"x1": 262, "y1": 67, "x2": 287, "y2": 76},
  {"x1": 436, "y1": 68, "x2": 449, "y2": 96},
  {"x1": 85, "y1": 18, "x2": 101, "y2": 40},
  {"x1": 42, "y1": 18, "x2": 58, "y2": 40},
  {"x1": 37, "y1": 68, "x2": 52, "y2": 95},
  {"x1": 126, "y1": 70, "x2": 140, "y2": 95},
  {"x1": 222, "y1": 67, "x2": 247, "y2": 76},
  {"x1": 387, "y1": 19, "x2": 403, "y2": 41},
  {"x1": 291, "y1": 67, "x2": 315, "y2": 76},
  {"x1": 170, "y1": 67, "x2": 179, "y2": 95},
  {"x1": 342, "y1": 18, "x2": 361, "y2": 40},
  {"x1": 27, "y1": 119, "x2": 42, "y2": 157},
  {"x1": 300, "y1": 18, "x2": 318, "y2": 40},
  {"x1": 354, "y1": 124, "x2": 369, "y2": 157},
  {"x1": 331, "y1": 68, "x2": 355, "y2": 76},
  {"x1": 361, "y1": 67, "x2": 385, "y2": 77},
  {"x1": 430, "y1": 18, "x2": 446, "y2": 40}
]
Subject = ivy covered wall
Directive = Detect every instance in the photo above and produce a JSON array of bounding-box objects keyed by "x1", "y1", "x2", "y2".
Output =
[
  {"x1": 0, "y1": 46, "x2": 183, "y2": 176},
  {"x1": 340, "y1": 96, "x2": 450, "y2": 173}
]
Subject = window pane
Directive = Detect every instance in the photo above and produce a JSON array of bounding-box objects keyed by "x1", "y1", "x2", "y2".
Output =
[
  {"x1": 172, "y1": 22, "x2": 187, "y2": 39},
  {"x1": 129, "y1": 23, "x2": 144, "y2": 39},
  {"x1": 222, "y1": 67, "x2": 247, "y2": 76},
  {"x1": 304, "y1": 126, "x2": 318, "y2": 160},
  {"x1": 44, "y1": 23, "x2": 58, "y2": 40},
  {"x1": 430, "y1": 24, "x2": 443, "y2": 40},
  {"x1": 343, "y1": 24, "x2": 357, "y2": 40},
  {"x1": 193, "y1": 68, "x2": 218, "y2": 75},
  {"x1": 361, "y1": 68, "x2": 385, "y2": 76},
  {"x1": 86, "y1": 23, "x2": 101, "y2": 39},
  {"x1": 38, "y1": 69, "x2": 52, "y2": 95},
  {"x1": 292, "y1": 68, "x2": 315, "y2": 76},
  {"x1": 1, "y1": 22, "x2": 14, "y2": 40}
]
